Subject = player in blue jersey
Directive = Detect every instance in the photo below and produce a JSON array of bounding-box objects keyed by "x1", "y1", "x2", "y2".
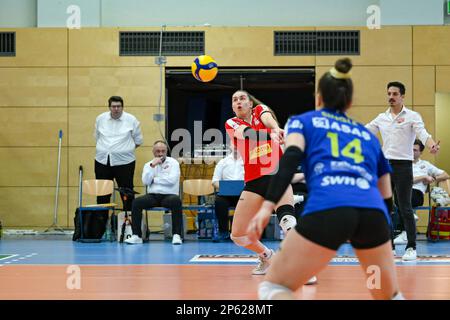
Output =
[{"x1": 247, "y1": 58, "x2": 404, "y2": 300}]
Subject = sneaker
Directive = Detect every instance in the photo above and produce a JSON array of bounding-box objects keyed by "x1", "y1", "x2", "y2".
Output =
[
  {"x1": 293, "y1": 194, "x2": 304, "y2": 205},
  {"x1": 252, "y1": 249, "x2": 274, "y2": 275},
  {"x1": 172, "y1": 234, "x2": 182, "y2": 245},
  {"x1": 305, "y1": 276, "x2": 318, "y2": 285},
  {"x1": 393, "y1": 231, "x2": 407, "y2": 245},
  {"x1": 402, "y1": 247, "x2": 417, "y2": 261},
  {"x1": 124, "y1": 234, "x2": 143, "y2": 244},
  {"x1": 279, "y1": 215, "x2": 297, "y2": 235}
]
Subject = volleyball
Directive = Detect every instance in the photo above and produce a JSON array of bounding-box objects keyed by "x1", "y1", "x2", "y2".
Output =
[{"x1": 191, "y1": 55, "x2": 218, "y2": 82}]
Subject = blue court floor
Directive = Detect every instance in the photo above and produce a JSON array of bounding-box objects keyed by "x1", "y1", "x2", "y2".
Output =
[{"x1": 1, "y1": 238, "x2": 450, "y2": 266}]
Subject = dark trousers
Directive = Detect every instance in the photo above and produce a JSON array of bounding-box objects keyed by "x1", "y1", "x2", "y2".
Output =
[
  {"x1": 95, "y1": 159, "x2": 135, "y2": 211},
  {"x1": 390, "y1": 160, "x2": 416, "y2": 249},
  {"x1": 131, "y1": 193, "x2": 183, "y2": 237},
  {"x1": 397, "y1": 188, "x2": 424, "y2": 231},
  {"x1": 214, "y1": 195, "x2": 240, "y2": 233}
]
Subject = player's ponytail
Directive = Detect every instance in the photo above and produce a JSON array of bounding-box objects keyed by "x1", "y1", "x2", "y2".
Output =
[{"x1": 318, "y1": 58, "x2": 353, "y2": 112}]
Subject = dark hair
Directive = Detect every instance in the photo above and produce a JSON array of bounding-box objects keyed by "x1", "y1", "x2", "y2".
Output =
[
  {"x1": 414, "y1": 139, "x2": 425, "y2": 152},
  {"x1": 318, "y1": 58, "x2": 353, "y2": 112},
  {"x1": 387, "y1": 81, "x2": 405, "y2": 95},
  {"x1": 108, "y1": 96, "x2": 124, "y2": 107}
]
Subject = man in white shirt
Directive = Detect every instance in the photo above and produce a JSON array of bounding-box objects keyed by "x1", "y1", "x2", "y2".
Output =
[
  {"x1": 412, "y1": 139, "x2": 449, "y2": 205},
  {"x1": 95, "y1": 96, "x2": 143, "y2": 211},
  {"x1": 211, "y1": 148, "x2": 244, "y2": 241},
  {"x1": 366, "y1": 82, "x2": 440, "y2": 261},
  {"x1": 125, "y1": 140, "x2": 183, "y2": 245},
  {"x1": 394, "y1": 139, "x2": 449, "y2": 245}
]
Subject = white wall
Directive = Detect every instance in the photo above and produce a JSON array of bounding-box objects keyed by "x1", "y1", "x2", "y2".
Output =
[
  {"x1": 0, "y1": 0, "x2": 36, "y2": 27},
  {"x1": 1, "y1": 0, "x2": 449, "y2": 28},
  {"x1": 380, "y1": 0, "x2": 444, "y2": 26},
  {"x1": 36, "y1": 0, "x2": 101, "y2": 27}
]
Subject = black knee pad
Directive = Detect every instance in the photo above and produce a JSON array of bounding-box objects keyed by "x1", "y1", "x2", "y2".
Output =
[{"x1": 275, "y1": 204, "x2": 295, "y2": 222}]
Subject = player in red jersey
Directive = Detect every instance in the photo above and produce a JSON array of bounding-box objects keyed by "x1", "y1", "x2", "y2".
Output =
[{"x1": 224, "y1": 90, "x2": 304, "y2": 276}]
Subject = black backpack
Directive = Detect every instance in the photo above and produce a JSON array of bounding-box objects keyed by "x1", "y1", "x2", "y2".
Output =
[{"x1": 72, "y1": 208, "x2": 109, "y2": 241}]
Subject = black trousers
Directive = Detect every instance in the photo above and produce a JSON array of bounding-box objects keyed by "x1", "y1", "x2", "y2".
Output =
[
  {"x1": 131, "y1": 193, "x2": 183, "y2": 237},
  {"x1": 214, "y1": 195, "x2": 240, "y2": 233},
  {"x1": 95, "y1": 159, "x2": 135, "y2": 211},
  {"x1": 397, "y1": 188, "x2": 424, "y2": 231},
  {"x1": 390, "y1": 160, "x2": 416, "y2": 249}
]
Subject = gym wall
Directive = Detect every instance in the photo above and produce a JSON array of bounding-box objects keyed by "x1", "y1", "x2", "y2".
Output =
[{"x1": 0, "y1": 25, "x2": 449, "y2": 229}]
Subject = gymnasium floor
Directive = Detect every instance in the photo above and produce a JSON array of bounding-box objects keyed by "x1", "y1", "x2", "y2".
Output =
[{"x1": 1, "y1": 238, "x2": 450, "y2": 300}]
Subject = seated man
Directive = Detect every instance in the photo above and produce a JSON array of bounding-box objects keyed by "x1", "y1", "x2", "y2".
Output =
[
  {"x1": 125, "y1": 140, "x2": 184, "y2": 245},
  {"x1": 394, "y1": 139, "x2": 449, "y2": 244},
  {"x1": 211, "y1": 147, "x2": 244, "y2": 242}
]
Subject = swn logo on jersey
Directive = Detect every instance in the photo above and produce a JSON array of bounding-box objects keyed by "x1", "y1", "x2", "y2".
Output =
[
  {"x1": 320, "y1": 175, "x2": 370, "y2": 190},
  {"x1": 249, "y1": 143, "x2": 272, "y2": 160}
]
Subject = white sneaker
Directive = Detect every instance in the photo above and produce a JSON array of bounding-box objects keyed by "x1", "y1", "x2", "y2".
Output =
[
  {"x1": 172, "y1": 234, "x2": 182, "y2": 245},
  {"x1": 393, "y1": 231, "x2": 407, "y2": 245},
  {"x1": 402, "y1": 248, "x2": 417, "y2": 261},
  {"x1": 252, "y1": 249, "x2": 274, "y2": 275},
  {"x1": 124, "y1": 234, "x2": 143, "y2": 244},
  {"x1": 279, "y1": 215, "x2": 297, "y2": 235},
  {"x1": 293, "y1": 194, "x2": 304, "y2": 205},
  {"x1": 305, "y1": 276, "x2": 317, "y2": 285}
]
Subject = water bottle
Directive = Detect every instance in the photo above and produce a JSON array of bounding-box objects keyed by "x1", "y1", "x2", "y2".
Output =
[{"x1": 105, "y1": 216, "x2": 112, "y2": 241}]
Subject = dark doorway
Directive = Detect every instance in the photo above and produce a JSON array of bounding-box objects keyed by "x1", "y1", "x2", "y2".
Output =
[{"x1": 166, "y1": 67, "x2": 315, "y2": 153}]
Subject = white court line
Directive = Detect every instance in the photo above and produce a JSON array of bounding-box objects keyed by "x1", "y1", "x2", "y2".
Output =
[{"x1": 0, "y1": 254, "x2": 19, "y2": 261}]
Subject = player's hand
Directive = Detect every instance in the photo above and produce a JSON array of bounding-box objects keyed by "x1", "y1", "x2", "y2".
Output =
[
  {"x1": 430, "y1": 140, "x2": 440, "y2": 154},
  {"x1": 424, "y1": 176, "x2": 435, "y2": 184},
  {"x1": 247, "y1": 201, "x2": 275, "y2": 242},
  {"x1": 270, "y1": 128, "x2": 285, "y2": 145}
]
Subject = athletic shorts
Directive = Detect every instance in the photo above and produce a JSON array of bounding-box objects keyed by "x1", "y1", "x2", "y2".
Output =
[
  {"x1": 243, "y1": 175, "x2": 272, "y2": 198},
  {"x1": 295, "y1": 207, "x2": 391, "y2": 251}
]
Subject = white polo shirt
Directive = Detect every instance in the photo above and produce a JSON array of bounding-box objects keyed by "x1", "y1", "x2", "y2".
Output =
[
  {"x1": 365, "y1": 106, "x2": 431, "y2": 161},
  {"x1": 212, "y1": 154, "x2": 245, "y2": 184},
  {"x1": 142, "y1": 157, "x2": 180, "y2": 195},
  {"x1": 413, "y1": 159, "x2": 444, "y2": 194},
  {"x1": 94, "y1": 111, "x2": 143, "y2": 166}
]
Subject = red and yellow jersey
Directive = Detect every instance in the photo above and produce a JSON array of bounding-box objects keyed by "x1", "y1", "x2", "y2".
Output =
[{"x1": 225, "y1": 105, "x2": 283, "y2": 183}]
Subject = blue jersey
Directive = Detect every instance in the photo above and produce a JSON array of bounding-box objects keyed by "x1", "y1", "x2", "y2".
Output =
[{"x1": 285, "y1": 107, "x2": 392, "y2": 222}]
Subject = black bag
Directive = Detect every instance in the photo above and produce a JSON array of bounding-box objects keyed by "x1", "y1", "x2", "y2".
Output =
[{"x1": 72, "y1": 208, "x2": 109, "y2": 241}]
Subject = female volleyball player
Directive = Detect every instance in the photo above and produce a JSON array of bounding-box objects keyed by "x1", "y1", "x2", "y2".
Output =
[
  {"x1": 224, "y1": 90, "x2": 299, "y2": 275},
  {"x1": 247, "y1": 58, "x2": 404, "y2": 299}
]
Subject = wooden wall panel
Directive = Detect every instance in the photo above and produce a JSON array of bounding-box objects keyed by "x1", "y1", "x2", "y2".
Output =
[
  {"x1": 0, "y1": 187, "x2": 68, "y2": 227},
  {"x1": 0, "y1": 68, "x2": 67, "y2": 107},
  {"x1": 316, "y1": 26, "x2": 412, "y2": 66},
  {"x1": 413, "y1": 26, "x2": 450, "y2": 66},
  {"x1": 316, "y1": 66, "x2": 413, "y2": 106},
  {"x1": 0, "y1": 28, "x2": 67, "y2": 67},
  {"x1": 0, "y1": 147, "x2": 68, "y2": 187},
  {"x1": 68, "y1": 67, "x2": 161, "y2": 107},
  {"x1": 0, "y1": 108, "x2": 67, "y2": 147}
]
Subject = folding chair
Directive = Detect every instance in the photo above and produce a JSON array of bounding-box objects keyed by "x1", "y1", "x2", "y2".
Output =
[
  {"x1": 77, "y1": 179, "x2": 117, "y2": 243},
  {"x1": 182, "y1": 179, "x2": 215, "y2": 239}
]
